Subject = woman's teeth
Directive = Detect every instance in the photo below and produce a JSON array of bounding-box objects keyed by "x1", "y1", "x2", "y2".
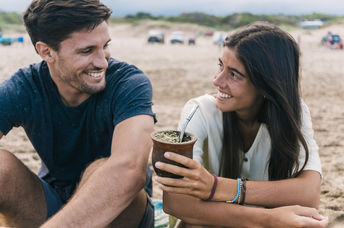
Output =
[{"x1": 218, "y1": 91, "x2": 232, "y2": 99}]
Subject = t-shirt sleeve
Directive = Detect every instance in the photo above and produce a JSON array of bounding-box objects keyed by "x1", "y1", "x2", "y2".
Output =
[
  {"x1": 0, "y1": 71, "x2": 29, "y2": 135},
  {"x1": 298, "y1": 100, "x2": 322, "y2": 175},
  {"x1": 112, "y1": 67, "x2": 155, "y2": 127}
]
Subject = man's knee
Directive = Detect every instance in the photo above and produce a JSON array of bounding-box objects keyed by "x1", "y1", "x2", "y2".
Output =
[
  {"x1": 0, "y1": 149, "x2": 21, "y2": 185},
  {"x1": 109, "y1": 189, "x2": 149, "y2": 228},
  {"x1": 0, "y1": 149, "x2": 32, "y2": 205}
]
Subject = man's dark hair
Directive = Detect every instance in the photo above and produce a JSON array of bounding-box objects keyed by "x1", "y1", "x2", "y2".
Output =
[{"x1": 23, "y1": 0, "x2": 112, "y2": 51}]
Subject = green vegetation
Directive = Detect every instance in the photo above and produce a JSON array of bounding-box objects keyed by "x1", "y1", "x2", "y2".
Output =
[
  {"x1": 112, "y1": 12, "x2": 344, "y2": 30},
  {"x1": 0, "y1": 11, "x2": 25, "y2": 32},
  {"x1": 1, "y1": 10, "x2": 344, "y2": 32}
]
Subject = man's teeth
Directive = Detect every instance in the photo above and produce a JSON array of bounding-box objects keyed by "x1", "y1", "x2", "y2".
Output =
[
  {"x1": 87, "y1": 72, "x2": 103, "y2": 78},
  {"x1": 218, "y1": 91, "x2": 232, "y2": 99}
]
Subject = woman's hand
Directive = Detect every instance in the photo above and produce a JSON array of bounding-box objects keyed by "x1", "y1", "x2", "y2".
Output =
[
  {"x1": 154, "y1": 152, "x2": 215, "y2": 200},
  {"x1": 267, "y1": 205, "x2": 328, "y2": 228}
]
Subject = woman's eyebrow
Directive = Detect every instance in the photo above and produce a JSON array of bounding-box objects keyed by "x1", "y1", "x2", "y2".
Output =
[{"x1": 228, "y1": 67, "x2": 247, "y2": 78}]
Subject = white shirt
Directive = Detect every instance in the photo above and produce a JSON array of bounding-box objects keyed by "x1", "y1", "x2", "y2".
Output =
[{"x1": 178, "y1": 94, "x2": 322, "y2": 180}]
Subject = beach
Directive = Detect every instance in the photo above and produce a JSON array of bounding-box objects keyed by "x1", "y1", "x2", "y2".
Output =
[{"x1": 0, "y1": 21, "x2": 343, "y2": 227}]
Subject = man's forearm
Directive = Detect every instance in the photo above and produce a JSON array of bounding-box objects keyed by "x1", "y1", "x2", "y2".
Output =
[{"x1": 42, "y1": 159, "x2": 145, "y2": 227}]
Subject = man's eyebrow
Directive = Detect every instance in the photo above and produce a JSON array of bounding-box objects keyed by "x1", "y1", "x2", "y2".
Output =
[
  {"x1": 76, "y1": 39, "x2": 112, "y2": 52},
  {"x1": 228, "y1": 67, "x2": 247, "y2": 78},
  {"x1": 76, "y1": 45, "x2": 95, "y2": 52}
]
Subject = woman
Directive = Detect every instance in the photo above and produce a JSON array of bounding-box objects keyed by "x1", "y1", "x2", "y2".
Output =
[{"x1": 155, "y1": 22, "x2": 328, "y2": 227}]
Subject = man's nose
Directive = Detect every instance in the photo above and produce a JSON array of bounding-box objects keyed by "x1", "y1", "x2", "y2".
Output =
[{"x1": 93, "y1": 50, "x2": 109, "y2": 69}]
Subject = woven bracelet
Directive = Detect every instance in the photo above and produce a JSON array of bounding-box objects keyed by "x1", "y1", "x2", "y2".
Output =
[
  {"x1": 206, "y1": 174, "x2": 218, "y2": 201},
  {"x1": 239, "y1": 178, "x2": 247, "y2": 205},
  {"x1": 226, "y1": 178, "x2": 241, "y2": 203}
]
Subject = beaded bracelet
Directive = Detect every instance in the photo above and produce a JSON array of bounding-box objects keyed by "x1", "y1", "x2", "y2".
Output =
[
  {"x1": 226, "y1": 178, "x2": 241, "y2": 203},
  {"x1": 206, "y1": 174, "x2": 218, "y2": 201}
]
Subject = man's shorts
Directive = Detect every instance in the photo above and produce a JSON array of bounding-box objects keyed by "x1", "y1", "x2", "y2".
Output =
[{"x1": 39, "y1": 178, "x2": 154, "y2": 227}]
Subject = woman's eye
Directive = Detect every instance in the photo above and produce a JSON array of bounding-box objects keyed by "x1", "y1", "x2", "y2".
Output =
[{"x1": 230, "y1": 72, "x2": 239, "y2": 79}]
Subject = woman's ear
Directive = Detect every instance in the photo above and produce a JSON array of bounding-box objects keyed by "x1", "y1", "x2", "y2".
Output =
[{"x1": 35, "y1": 41, "x2": 55, "y2": 63}]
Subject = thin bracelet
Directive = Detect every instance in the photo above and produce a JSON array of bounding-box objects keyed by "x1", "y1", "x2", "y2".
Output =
[
  {"x1": 226, "y1": 178, "x2": 241, "y2": 203},
  {"x1": 238, "y1": 178, "x2": 243, "y2": 204},
  {"x1": 206, "y1": 174, "x2": 218, "y2": 201},
  {"x1": 239, "y1": 178, "x2": 247, "y2": 205}
]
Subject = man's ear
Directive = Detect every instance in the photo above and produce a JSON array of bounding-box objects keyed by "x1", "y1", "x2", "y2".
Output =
[{"x1": 35, "y1": 41, "x2": 56, "y2": 63}]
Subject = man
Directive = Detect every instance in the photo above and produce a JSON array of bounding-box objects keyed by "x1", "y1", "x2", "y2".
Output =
[{"x1": 0, "y1": 0, "x2": 155, "y2": 227}]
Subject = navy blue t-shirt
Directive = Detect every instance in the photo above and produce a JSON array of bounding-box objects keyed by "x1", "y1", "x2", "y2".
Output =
[{"x1": 0, "y1": 58, "x2": 155, "y2": 195}]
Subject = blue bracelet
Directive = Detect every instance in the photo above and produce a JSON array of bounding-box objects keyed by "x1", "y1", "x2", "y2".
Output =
[{"x1": 226, "y1": 178, "x2": 241, "y2": 203}]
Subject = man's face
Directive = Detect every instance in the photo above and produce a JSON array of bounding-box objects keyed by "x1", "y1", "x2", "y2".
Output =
[{"x1": 51, "y1": 21, "x2": 111, "y2": 98}]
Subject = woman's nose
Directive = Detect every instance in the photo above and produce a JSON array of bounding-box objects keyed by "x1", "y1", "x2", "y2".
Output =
[{"x1": 213, "y1": 71, "x2": 226, "y2": 88}]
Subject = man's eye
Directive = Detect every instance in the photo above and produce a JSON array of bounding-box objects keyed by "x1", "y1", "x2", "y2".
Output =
[{"x1": 81, "y1": 49, "x2": 92, "y2": 54}]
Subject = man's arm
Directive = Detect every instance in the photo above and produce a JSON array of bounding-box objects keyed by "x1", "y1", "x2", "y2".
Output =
[{"x1": 42, "y1": 114, "x2": 154, "y2": 227}]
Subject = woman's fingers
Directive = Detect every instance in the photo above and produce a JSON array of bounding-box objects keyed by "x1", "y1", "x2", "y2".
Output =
[
  {"x1": 158, "y1": 183, "x2": 191, "y2": 195},
  {"x1": 294, "y1": 205, "x2": 327, "y2": 221},
  {"x1": 155, "y1": 176, "x2": 191, "y2": 188},
  {"x1": 164, "y1": 152, "x2": 199, "y2": 169},
  {"x1": 299, "y1": 216, "x2": 328, "y2": 228},
  {"x1": 155, "y1": 161, "x2": 193, "y2": 177}
]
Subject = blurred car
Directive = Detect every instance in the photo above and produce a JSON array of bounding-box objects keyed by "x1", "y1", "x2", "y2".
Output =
[
  {"x1": 212, "y1": 31, "x2": 227, "y2": 46},
  {"x1": 169, "y1": 31, "x2": 184, "y2": 44},
  {"x1": 188, "y1": 37, "x2": 196, "y2": 45},
  {"x1": 321, "y1": 32, "x2": 343, "y2": 49},
  {"x1": 147, "y1": 30, "x2": 164, "y2": 44}
]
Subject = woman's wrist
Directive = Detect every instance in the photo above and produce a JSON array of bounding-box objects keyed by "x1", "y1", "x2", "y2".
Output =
[{"x1": 212, "y1": 177, "x2": 238, "y2": 201}]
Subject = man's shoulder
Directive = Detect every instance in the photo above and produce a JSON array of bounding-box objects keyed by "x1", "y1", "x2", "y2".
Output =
[
  {"x1": 105, "y1": 58, "x2": 150, "y2": 86},
  {"x1": 107, "y1": 58, "x2": 141, "y2": 75},
  {"x1": 1, "y1": 61, "x2": 46, "y2": 88}
]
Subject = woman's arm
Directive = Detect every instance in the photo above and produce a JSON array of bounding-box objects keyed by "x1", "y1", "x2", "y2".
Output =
[
  {"x1": 214, "y1": 170, "x2": 321, "y2": 208},
  {"x1": 155, "y1": 153, "x2": 321, "y2": 208},
  {"x1": 163, "y1": 192, "x2": 328, "y2": 228}
]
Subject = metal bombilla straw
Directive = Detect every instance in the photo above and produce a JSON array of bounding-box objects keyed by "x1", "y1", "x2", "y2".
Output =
[{"x1": 179, "y1": 104, "x2": 199, "y2": 142}]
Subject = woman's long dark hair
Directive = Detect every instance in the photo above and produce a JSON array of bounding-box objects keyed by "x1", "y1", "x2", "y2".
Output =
[{"x1": 219, "y1": 22, "x2": 309, "y2": 180}]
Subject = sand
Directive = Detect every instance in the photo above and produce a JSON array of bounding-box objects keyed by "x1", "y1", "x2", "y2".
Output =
[{"x1": 0, "y1": 20, "x2": 343, "y2": 227}]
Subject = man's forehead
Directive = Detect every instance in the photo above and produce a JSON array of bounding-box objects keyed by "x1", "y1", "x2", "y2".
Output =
[{"x1": 61, "y1": 23, "x2": 110, "y2": 48}]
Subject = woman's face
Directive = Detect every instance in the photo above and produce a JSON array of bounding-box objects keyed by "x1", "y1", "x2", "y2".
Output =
[{"x1": 213, "y1": 47, "x2": 263, "y2": 119}]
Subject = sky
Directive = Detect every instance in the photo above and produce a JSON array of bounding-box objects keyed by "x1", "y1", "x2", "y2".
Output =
[{"x1": 0, "y1": 0, "x2": 344, "y2": 17}]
